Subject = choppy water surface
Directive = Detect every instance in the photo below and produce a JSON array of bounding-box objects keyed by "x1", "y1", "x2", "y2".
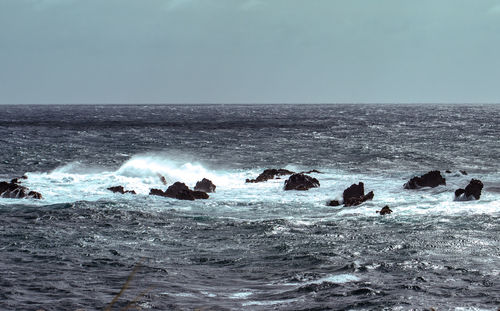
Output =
[{"x1": 0, "y1": 104, "x2": 499, "y2": 310}]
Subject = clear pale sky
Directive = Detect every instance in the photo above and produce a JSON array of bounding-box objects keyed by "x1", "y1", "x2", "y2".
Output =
[{"x1": 1, "y1": 0, "x2": 500, "y2": 104}]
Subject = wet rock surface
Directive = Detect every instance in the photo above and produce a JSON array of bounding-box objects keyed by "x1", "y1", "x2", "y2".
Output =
[
  {"x1": 283, "y1": 173, "x2": 320, "y2": 191},
  {"x1": 455, "y1": 179, "x2": 484, "y2": 200},
  {"x1": 194, "y1": 178, "x2": 216, "y2": 193},
  {"x1": 377, "y1": 205, "x2": 393, "y2": 215},
  {"x1": 150, "y1": 182, "x2": 209, "y2": 200},
  {"x1": 404, "y1": 171, "x2": 446, "y2": 189},
  {"x1": 342, "y1": 182, "x2": 374, "y2": 207},
  {"x1": 0, "y1": 180, "x2": 42, "y2": 199},
  {"x1": 107, "y1": 186, "x2": 136, "y2": 195}
]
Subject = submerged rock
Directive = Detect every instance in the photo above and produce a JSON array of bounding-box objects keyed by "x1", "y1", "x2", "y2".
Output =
[
  {"x1": 150, "y1": 182, "x2": 209, "y2": 200},
  {"x1": 455, "y1": 179, "x2": 483, "y2": 201},
  {"x1": 377, "y1": 205, "x2": 393, "y2": 215},
  {"x1": 283, "y1": 173, "x2": 320, "y2": 191},
  {"x1": 404, "y1": 171, "x2": 446, "y2": 189},
  {"x1": 342, "y1": 182, "x2": 374, "y2": 207},
  {"x1": 327, "y1": 200, "x2": 341, "y2": 207},
  {"x1": 107, "y1": 186, "x2": 136, "y2": 195},
  {"x1": 246, "y1": 169, "x2": 294, "y2": 183},
  {"x1": 194, "y1": 178, "x2": 216, "y2": 193},
  {"x1": 0, "y1": 180, "x2": 42, "y2": 199}
]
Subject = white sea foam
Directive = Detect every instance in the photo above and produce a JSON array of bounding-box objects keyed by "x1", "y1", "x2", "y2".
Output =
[{"x1": 2, "y1": 154, "x2": 499, "y2": 218}]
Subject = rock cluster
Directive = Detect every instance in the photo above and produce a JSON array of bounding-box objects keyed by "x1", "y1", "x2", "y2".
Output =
[
  {"x1": 150, "y1": 182, "x2": 209, "y2": 200},
  {"x1": 0, "y1": 178, "x2": 42, "y2": 199}
]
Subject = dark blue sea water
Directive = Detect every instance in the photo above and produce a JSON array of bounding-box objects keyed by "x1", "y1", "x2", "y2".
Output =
[{"x1": 0, "y1": 104, "x2": 499, "y2": 310}]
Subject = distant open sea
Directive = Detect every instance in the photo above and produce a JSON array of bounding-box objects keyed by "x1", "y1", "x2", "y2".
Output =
[{"x1": 0, "y1": 104, "x2": 499, "y2": 310}]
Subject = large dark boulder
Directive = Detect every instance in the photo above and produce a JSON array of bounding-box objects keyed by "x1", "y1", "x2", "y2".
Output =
[
  {"x1": 343, "y1": 182, "x2": 364, "y2": 202},
  {"x1": 404, "y1": 171, "x2": 446, "y2": 189},
  {"x1": 342, "y1": 182, "x2": 374, "y2": 207},
  {"x1": 246, "y1": 169, "x2": 294, "y2": 183},
  {"x1": 107, "y1": 186, "x2": 136, "y2": 195},
  {"x1": 194, "y1": 178, "x2": 216, "y2": 193},
  {"x1": 0, "y1": 181, "x2": 42, "y2": 199},
  {"x1": 150, "y1": 182, "x2": 209, "y2": 200},
  {"x1": 283, "y1": 173, "x2": 320, "y2": 191},
  {"x1": 165, "y1": 182, "x2": 190, "y2": 197},
  {"x1": 455, "y1": 179, "x2": 483, "y2": 201}
]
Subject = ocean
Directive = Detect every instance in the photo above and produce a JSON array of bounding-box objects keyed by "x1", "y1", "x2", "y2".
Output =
[{"x1": 0, "y1": 104, "x2": 499, "y2": 310}]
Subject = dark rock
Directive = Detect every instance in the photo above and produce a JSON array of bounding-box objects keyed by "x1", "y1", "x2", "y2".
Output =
[
  {"x1": 107, "y1": 186, "x2": 136, "y2": 195},
  {"x1": 149, "y1": 188, "x2": 167, "y2": 197},
  {"x1": 10, "y1": 175, "x2": 28, "y2": 184},
  {"x1": 377, "y1": 205, "x2": 393, "y2": 215},
  {"x1": 175, "y1": 189, "x2": 195, "y2": 201},
  {"x1": 343, "y1": 182, "x2": 365, "y2": 202},
  {"x1": 344, "y1": 191, "x2": 374, "y2": 207},
  {"x1": 454, "y1": 188, "x2": 466, "y2": 197},
  {"x1": 327, "y1": 200, "x2": 341, "y2": 207},
  {"x1": 150, "y1": 182, "x2": 209, "y2": 200},
  {"x1": 194, "y1": 178, "x2": 216, "y2": 193},
  {"x1": 246, "y1": 169, "x2": 295, "y2": 183},
  {"x1": 192, "y1": 191, "x2": 209, "y2": 199},
  {"x1": 445, "y1": 170, "x2": 452, "y2": 174},
  {"x1": 283, "y1": 173, "x2": 320, "y2": 191},
  {"x1": 460, "y1": 170, "x2": 468, "y2": 175},
  {"x1": 342, "y1": 182, "x2": 374, "y2": 206},
  {"x1": 27, "y1": 191, "x2": 43, "y2": 200},
  {"x1": 165, "y1": 182, "x2": 190, "y2": 197},
  {"x1": 455, "y1": 179, "x2": 483, "y2": 200},
  {"x1": 404, "y1": 171, "x2": 446, "y2": 189},
  {"x1": 0, "y1": 181, "x2": 42, "y2": 199}
]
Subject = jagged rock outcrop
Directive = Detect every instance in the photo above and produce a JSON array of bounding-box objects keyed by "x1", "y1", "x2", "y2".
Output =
[
  {"x1": 377, "y1": 205, "x2": 393, "y2": 215},
  {"x1": 194, "y1": 178, "x2": 216, "y2": 193},
  {"x1": 246, "y1": 169, "x2": 294, "y2": 183},
  {"x1": 404, "y1": 171, "x2": 446, "y2": 189},
  {"x1": 342, "y1": 182, "x2": 374, "y2": 207},
  {"x1": 149, "y1": 182, "x2": 209, "y2": 200},
  {"x1": 107, "y1": 186, "x2": 136, "y2": 195},
  {"x1": 283, "y1": 173, "x2": 320, "y2": 191},
  {"x1": 455, "y1": 179, "x2": 483, "y2": 201},
  {"x1": 0, "y1": 180, "x2": 42, "y2": 199}
]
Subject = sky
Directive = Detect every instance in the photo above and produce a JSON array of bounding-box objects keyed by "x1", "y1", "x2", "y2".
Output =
[{"x1": 1, "y1": 0, "x2": 500, "y2": 104}]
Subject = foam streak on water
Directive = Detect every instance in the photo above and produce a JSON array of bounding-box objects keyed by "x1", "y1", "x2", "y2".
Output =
[{"x1": 0, "y1": 104, "x2": 499, "y2": 310}]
